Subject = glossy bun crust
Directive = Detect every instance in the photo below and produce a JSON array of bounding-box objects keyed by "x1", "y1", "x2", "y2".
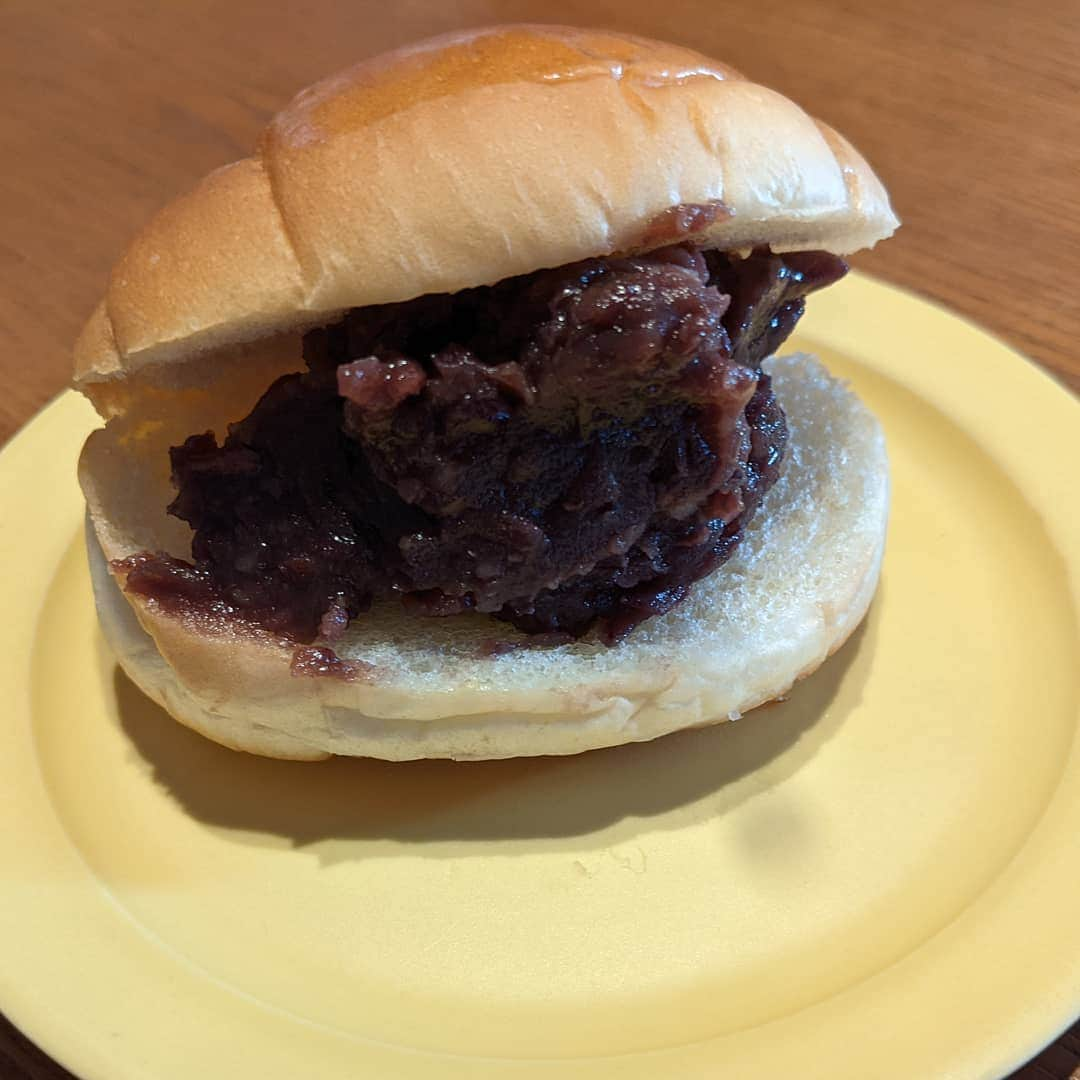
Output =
[{"x1": 73, "y1": 25, "x2": 896, "y2": 417}]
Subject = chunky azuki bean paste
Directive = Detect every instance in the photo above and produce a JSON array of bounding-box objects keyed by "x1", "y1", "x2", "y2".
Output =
[{"x1": 120, "y1": 244, "x2": 846, "y2": 644}]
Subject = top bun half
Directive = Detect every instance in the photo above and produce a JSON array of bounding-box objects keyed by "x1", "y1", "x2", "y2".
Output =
[{"x1": 73, "y1": 24, "x2": 898, "y2": 416}]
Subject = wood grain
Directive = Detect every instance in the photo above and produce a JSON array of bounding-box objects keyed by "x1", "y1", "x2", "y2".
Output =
[{"x1": 0, "y1": 2, "x2": 1077, "y2": 1077}]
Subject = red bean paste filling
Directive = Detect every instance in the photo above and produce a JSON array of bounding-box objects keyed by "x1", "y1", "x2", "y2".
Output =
[{"x1": 120, "y1": 245, "x2": 846, "y2": 645}]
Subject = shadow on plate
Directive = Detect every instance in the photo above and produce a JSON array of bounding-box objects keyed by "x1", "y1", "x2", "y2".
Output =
[{"x1": 113, "y1": 603, "x2": 878, "y2": 854}]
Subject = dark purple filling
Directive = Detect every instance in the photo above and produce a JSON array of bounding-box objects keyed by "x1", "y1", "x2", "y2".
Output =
[{"x1": 120, "y1": 244, "x2": 846, "y2": 644}]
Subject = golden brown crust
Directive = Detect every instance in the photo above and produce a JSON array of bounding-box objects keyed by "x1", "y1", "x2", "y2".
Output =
[
  {"x1": 73, "y1": 25, "x2": 897, "y2": 408},
  {"x1": 108, "y1": 159, "x2": 307, "y2": 361},
  {"x1": 73, "y1": 302, "x2": 119, "y2": 381}
]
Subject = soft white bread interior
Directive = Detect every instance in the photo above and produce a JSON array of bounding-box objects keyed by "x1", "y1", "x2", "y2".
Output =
[
  {"x1": 73, "y1": 25, "x2": 897, "y2": 417},
  {"x1": 82, "y1": 354, "x2": 888, "y2": 761}
]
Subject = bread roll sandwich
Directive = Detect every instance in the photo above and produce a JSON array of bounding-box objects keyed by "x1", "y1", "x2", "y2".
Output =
[{"x1": 75, "y1": 25, "x2": 897, "y2": 761}]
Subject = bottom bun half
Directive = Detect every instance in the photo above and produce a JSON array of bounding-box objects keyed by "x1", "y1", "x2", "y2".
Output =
[{"x1": 82, "y1": 353, "x2": 889, "y2": 762}]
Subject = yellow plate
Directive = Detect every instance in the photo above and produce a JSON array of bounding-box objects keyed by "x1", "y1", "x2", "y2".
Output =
[{"x1": 2, "y1": 273, "x2": 1078, "y2": 1080}]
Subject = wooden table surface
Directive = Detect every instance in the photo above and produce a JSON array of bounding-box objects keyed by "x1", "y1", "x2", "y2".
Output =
[{"x1": 1, "y1": 1, "x2": 1077, "y2": 1077}]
